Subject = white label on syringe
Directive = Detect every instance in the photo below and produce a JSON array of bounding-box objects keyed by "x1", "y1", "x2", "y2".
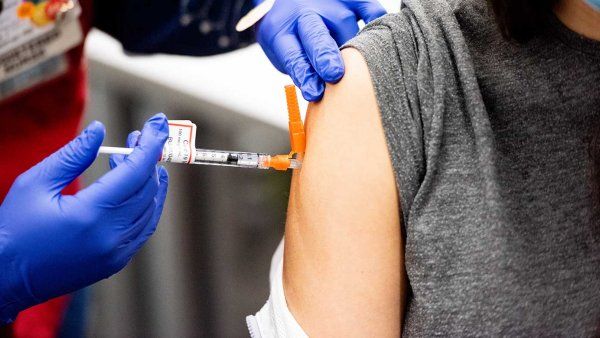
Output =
[{"x1": 161, "y1": 120, "x2": 197, "y2": 164}]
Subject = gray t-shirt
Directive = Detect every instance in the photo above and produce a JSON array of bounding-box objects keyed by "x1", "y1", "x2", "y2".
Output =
[{"x1": 346, "y1": 0, "x2": 600, "y2": 335}]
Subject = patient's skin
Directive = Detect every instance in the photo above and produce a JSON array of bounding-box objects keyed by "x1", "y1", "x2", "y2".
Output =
[
  {"x1": 282, "y1": 48, "x2": 405, "y2": 337},
  {"x1": 554, "y1": 0, "x2": 600, "y2": 41}
]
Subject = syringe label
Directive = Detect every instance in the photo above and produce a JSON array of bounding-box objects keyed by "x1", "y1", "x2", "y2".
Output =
[{"x1": 161, "y1": 120, "x2": 197, "y2": 164}]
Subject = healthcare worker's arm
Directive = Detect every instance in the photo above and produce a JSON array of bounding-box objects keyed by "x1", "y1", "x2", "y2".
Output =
[
  {"x1": 283, "y1": 48, "x2": 405, "y2": 336},
  {"x1": 92, "y1": 0, "x2": 386, "y2": 102},
  {"x1": 0, "y1": 114, "x2": 169, "y2": 324},
  {"x1": 93, "y1": 0, "x2": 255, "y2": 56}
]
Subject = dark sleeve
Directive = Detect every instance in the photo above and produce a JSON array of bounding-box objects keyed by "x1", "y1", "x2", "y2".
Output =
[
  {"x1": 344, "y1": 0, "x2": 484, "y2": 222},
  {"x1": 93, "y1": 0, "x2": 256, "y2": 56}
]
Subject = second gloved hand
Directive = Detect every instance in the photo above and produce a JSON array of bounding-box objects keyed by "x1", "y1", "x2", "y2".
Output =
[
  {"x1": 0, "y1": 114, "x2": 169, "y2": 324},
  {"x1": 255, "y1": 0, "x2": 387, "y2": 101}
]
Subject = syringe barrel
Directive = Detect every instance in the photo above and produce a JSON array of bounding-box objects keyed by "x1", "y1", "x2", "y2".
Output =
[{"x1": 193, "y1": 149, "x2": 270, "y2": 169}]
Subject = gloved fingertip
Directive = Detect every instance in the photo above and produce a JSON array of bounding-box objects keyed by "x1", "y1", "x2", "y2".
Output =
[
  {"x1": 136, "y1": 115, "x2": 168, "y2": 154},
  {"x1": 145, "y1": 113, "x2": 169, "y2": 140},
  {"x1": 152, "y1": 112, "x2": 167, "y2": 120},
  {"x1": 80, "y1": 121, "x2": 105, "y2": 153},
  {"x1": 158, "y1": 166, "x2": 169, "y2": 184},
  {"x1": 83, "y1": 121, "x2": 106, "y2": 140},
  {"x1": 149, "y1": 112, "x2": 167, "y2": 124},
  {"x1": 86, "y1": 120, "x2": 105, "y2": 131},
  {"x1": 322, "y1": 64, "x2": 345, "y2": 83},
  {"x1": 302, "y1": 89, "x2": 324, "y2": 102},
  {"x1": 363, "y1": 10, "x2": 387, "y2": 24},
  {"x1": 126, "y1": 131, "x2": 142, "y2": 148},
  {"x1": 355, "y1": 2, "x2": 387, "y2": 24},
  {"x1": 109, "y1": 154, "x2": 124, "y2": 169},
  {"x1": 301, "y1": 80, "x2": 325, "y2": 102}
]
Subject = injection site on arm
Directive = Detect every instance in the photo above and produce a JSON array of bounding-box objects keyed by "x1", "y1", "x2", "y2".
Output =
[{"x1": 248, "y1": 48, "x2": 406, "y2": 337}]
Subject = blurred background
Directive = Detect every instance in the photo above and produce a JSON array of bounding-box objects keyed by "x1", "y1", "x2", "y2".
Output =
[{"x1": 81, "y1": 1, "x2": 398, "y2": 336}]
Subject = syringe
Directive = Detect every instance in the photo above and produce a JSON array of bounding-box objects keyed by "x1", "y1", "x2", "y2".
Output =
[
  {"x1": 98, "y1": 146, "x2": 302, "y2": 171},
  {"x1": 99, "y1": 85, "x2": 306, "y2": 172}
]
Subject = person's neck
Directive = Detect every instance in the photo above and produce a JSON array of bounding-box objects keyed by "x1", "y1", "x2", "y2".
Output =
[{"x1": 554, "y1": 0, "x2": 600, "y2": 41}]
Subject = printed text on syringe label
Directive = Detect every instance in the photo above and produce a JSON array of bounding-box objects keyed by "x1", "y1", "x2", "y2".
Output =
[{"x1": 161, "y1": 120, "x2": 197, "y2": 164}]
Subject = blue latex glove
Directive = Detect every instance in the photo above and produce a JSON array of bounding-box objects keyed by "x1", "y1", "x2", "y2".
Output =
[
  {"x1": 255, "y1": 0, "x2": 386, "y2": 101},
  {"x1": 0, "y1": 114, "x2": 169, "y2": 324}
]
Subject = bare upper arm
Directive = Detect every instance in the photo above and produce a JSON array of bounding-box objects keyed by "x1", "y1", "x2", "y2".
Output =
[{"x1": 283, "y1": 48, "x2": 406, "y2": 337}]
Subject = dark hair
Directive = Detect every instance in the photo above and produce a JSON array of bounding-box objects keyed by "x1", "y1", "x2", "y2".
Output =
[{"x1": 487, "y1": 0, "x2": 558, "y2": 42}]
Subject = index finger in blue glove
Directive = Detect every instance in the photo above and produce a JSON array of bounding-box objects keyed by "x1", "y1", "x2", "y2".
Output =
[
  {"x1": 272, "y1": 33, "x2": 325, "y2": 101},
  {"x1": 118, "y1": 183, "x2": 157, "y2": 245},
  {"x1": 297, "y1": 12, "x2": 345, "y2": 84},
  {"x1": 348, "y1": 0, "x2": 387, "y2": 24},
  {"x1": 109, "y1": 130, "x2": 159, "y2": 223},
  {"x1": 109, "y1": 130, "x2": 141, "y2": 170},
  {"x1": 112, "y1": 165, "x2": 169, "y2": 269},
  {"x1": 78, "y1": 113, "x2": 168, "y2": 205},
  {"x1": 126, "y1": 166, "x2": 168, "y2": 257},
  {"x1": 146, "y1": 165, "x2": 168, "y2": 239},
  {"x1": 105, "y1": 167, "x2": 160, "y2": 234}
]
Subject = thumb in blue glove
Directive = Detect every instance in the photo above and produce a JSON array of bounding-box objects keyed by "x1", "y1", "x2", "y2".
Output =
[
  {"x1": 0, "y1": 113, "x2": 169, "y2": 324},
  {"x1": 255, "y1": 0, "x2": 387, "y2": 101}
]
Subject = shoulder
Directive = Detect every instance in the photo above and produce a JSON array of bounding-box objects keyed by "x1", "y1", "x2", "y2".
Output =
[
  {"x1": 283, "y1": 47, "x2": 403, "y2": 337},
  {"x1": 300, "y1": 48, "x2": 385, "y2": 186},
  {"x1": 350, "y1": 0, "x2": 489, "y2": 47},
  {"x1": 345, "y1": 0, "x2": 470, "y2": 68}
]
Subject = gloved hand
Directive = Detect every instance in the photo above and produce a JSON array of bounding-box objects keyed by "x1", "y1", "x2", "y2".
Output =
[
  {"x1": 0, "y1": 113, "x2": 169, "y2": 324},
  {"x1": 255, "y1": 0, "x2": 387, "y2": 101}
]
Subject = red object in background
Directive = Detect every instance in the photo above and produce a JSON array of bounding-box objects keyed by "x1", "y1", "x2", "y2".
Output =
[
  {"x1": 0, "y1": 0, "x2": 92, "y2": 337},
  {"x1": 45, "y1": 0, "x2": 70, "y2": 20},
  {"x1": 12, "y1": 298, "x2": 71, "y2": 338}
]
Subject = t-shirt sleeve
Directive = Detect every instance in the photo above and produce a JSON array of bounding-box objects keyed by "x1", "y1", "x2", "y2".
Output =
[{"x1": 343, "y1": 12, "x2": 428, "y2": 220}]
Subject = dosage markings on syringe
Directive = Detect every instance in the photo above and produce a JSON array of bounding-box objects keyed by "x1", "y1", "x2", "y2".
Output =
[
  {"x1": 161, "y1": 120, "x2": 197, "y2": 164},
  {"x1": 195, "y1": 151, "x2": 229, "y2": 163}
]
